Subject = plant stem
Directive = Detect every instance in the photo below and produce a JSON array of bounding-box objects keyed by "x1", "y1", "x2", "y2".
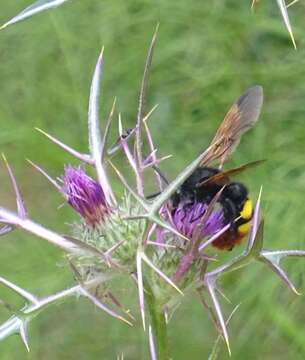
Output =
[{"x1": 146, "y1": 284, "x2": 170, "y2": 360}]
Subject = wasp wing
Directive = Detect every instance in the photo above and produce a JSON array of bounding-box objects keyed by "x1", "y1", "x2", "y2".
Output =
[
  {"x1": 201, "y1": 86, "x2": 263, "y2": 167},
  {"x1": 196, "y1": 159, "x2": 265, "y2": 187}
]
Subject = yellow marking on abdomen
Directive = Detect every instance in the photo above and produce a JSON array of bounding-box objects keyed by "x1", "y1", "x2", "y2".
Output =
[
  {"x1": 240, "y1": 199, "x2": 253, "y2": 220},
  {"x1": 238, "y1": 221, "x2": 251, "y2": 236}
]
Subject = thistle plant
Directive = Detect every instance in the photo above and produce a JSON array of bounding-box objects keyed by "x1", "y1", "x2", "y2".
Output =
[{"x1": 1, "y1": 29, "x2": 305, "y2": 360}]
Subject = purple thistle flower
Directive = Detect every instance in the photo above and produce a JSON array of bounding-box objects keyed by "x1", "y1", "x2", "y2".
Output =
[
  {"x1": 171, "y1": 202, "x2": 225, "y2": 240},
  {"x1": 169, "y1": 201, "x2": 226, "y2": 284},
  {"x1": 62, "y1": 165, "x2": 110, "y2": 226}
]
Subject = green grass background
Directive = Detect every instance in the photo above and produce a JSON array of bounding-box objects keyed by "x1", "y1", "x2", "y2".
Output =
[{"x1": 1, "y1": 0, "x2": 305, "y2": 359}]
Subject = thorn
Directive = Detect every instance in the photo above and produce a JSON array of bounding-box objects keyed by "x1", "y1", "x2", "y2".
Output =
[
  {"x1": 80, "y1": 287, "x2": 132, "y2": 326},
  {"x1": 0, "y1": 276, "x2": 39, "y2": 304},
  {"x1": 292, "y1": 287, "x2": 302, "y2": 296},
  {"x1": 143, "y1": 104, "x2": 159, "y2": 123},
  {"x1": 225, "y1": 336, "x2": 232, "y2": 357},
  {"x1": 100, "y1": 46, "x2": 105, "y2": 58},
  {"x1": 216, "y1": 287, "x2": 232, "y2": 304},
  {"x1": 199, "y1": 223, "x2": 230, "y2": 252},
  {"x1": 251, "y1": 0, "x2": 257, "y2": 10},
  {"x1": 247, "y1": 186, "x2": 263, "y2": 252},
  {"x1": 148, "y1": 213, "x2": 190, "y2": 243},
  {"x1": 2, "y1": 154, "x2": 27, "y2": 219},
  {"x1": 63, "y1": 235, "x2": 112, "y2": 265},
  {"x1": 0, "y1": 224, "x2": 13, "y2": 236},
  {"x1": 260, "y1": 255, "x2": 302, "y2": 296},
  {"x1": 287, "y1": 0, "x2": 299, "y2": 7},
  {"x1": 141, "y1": 252, "x2": 183, "y2": 295},
  {"x1": 105, "y1": 240, "x2": 125, "y2": 256},
  {"x1": 148, "y1": 325, "x2": 157, "y2": 360},
  {"x1": 276, "y1": 0, "x2": 297, "y2": 49},
  {"x1": 206, "y1": 279, "x2": 231, "y2": 356},
  {"x1": 20, "y1": 322, "x2": 30, "y2": 352},
  {"x1": 26, "y1": 159, "x2": 61, "y2": 192},
  {"x1": 107, "y1": 291, "x2": 136, "y2": 322},
  {"x1": 88, "y1": 48, "x2": 116, "y2": 206},
  {"x1": 35, "y1": 127, "x2": 93, "y2": 164},
  {"x1": 108, "y1": 160, "x2": 148, "y2": 209},
  {"x1": 134, "y1": 24, "x2": 159, "y2": 186},
  {"x1": 118, "y1": 114, "x2": 123, "y2": 136},
  {"x1": 101, "y1": 97, "x2": 116, "y2": 162},
  {"x1": 147, "y1": 241, "x2": 177, "y2": 249}
]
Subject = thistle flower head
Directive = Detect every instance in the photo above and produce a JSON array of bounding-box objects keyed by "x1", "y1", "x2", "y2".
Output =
[
  {"x1": 62, "y1": 165, "x2": 110, "y2": 226},
  {"x1": 171, "y1": 202, "x2": 225, "y2": 239}
]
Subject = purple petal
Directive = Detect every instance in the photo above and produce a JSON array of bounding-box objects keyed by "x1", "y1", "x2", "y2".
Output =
[
  {"x1": 62, "y1": 165, "x2": 110, "y2": 226},
  {"x1": 172, "y1": 202, "x2": 224, "y2": 240}
]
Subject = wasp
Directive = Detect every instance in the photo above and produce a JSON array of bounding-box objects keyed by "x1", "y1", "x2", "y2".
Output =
[{"x1": 171, "y1": 86, "x2": 264, "y2": 250}]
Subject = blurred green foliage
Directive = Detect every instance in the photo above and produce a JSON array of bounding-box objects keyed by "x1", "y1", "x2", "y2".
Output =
[{"x1": 1, "y1": 0, "x2": 305, "y2": 359}]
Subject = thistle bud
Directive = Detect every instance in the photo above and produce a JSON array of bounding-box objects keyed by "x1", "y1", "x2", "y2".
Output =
[{"x1": 62, "y1": 165, "x2": 110, "y2": 227}]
